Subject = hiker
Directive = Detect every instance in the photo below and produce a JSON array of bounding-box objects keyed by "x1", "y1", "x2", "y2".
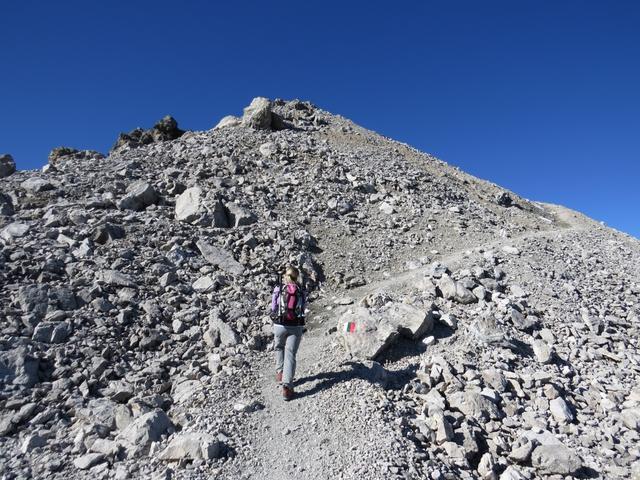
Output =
[{"x1": 270, "y1": 265, "x2": 306, "y2": 400}]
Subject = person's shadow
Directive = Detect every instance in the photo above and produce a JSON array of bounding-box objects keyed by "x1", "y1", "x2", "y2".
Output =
[{"x1": 292, "y1": 361, "x2": 417, "y2": 400}]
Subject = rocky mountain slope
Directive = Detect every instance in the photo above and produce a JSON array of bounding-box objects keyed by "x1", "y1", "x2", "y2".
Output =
[{"x1": 1, "y1": 98, "x2": 639, "y2": 480}]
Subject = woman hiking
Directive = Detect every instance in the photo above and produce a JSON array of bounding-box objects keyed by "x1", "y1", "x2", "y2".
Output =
[{"x1": 270, "y1": 265, "x2": 306, "y2": 400}]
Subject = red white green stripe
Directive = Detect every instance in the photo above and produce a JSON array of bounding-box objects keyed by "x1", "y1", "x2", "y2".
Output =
[{"x1": 345, "y1": 322, "x2": 357, "y2": 333}]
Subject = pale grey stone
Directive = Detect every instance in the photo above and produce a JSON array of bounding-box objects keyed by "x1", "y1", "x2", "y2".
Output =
[
  {"x1": 117, "y1": 409, "x2": 174, "y2": 454},
  {"x1": 118, "y1": 181, "x2": 158, "y2": 211},
  {"x1": 157, "y1": 432, "x2": 221, "y2": 461},
  {"x1": 74, "y1": 453, "x2": 106, "y2": 470},
  {"x1": 175, "y1": 186, "x2": 204, "y2": 223},
  {"x1": 96, "y1": 269, "x2": 136, "y2": 288},
  {"x1": 531, "y1": 444, "x2": 581, "y2": 475},
  {"x1": 21, "y1": 434, "x2": 46, "y2": 453},
  {"x1": 549, "y1": 397, "x2": 574, "y2": 423},
  {"x1": 499, "y1": 466, "x2": 526, "y2": 480},
  {"x1": 448, "y1": 391, "x2": 501, "y2": 422},
  {"x1": 214, "y1": 115, "x2": 241, "y2": 130},
  {"x1": 242, "y1": 97, "x2": 273, "y2": 129},
  {"x1": 1, "y1": 222, "x2": 29, "y2": 242},
  {"x1": 196, "y1": 239, "x2": 244, "y2": 275},
  {"x1": 225, "y1": 202, "x2": 257, "y2": 227},
  {"x1": 532, "y1": 339, "x2": 553, "y2": 364}
]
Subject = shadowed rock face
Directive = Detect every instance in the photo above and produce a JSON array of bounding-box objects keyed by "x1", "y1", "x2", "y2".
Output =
[
  {"x1": 0, "y1": 154, "x2": 16, "y2": 178},
  {"x1": 0, "y1": 97, "x2": 638, "y2": 480},
  {"x1": 110, "y1": 115, "x2": 185, "y2": 153}
]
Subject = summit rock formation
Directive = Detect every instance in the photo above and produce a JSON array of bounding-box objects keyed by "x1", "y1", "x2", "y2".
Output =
[{"x1": 0, "y1": 98, "x2": 639, "y2": 480}]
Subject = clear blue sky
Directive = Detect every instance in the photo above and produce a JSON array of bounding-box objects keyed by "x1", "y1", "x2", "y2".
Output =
[{"x1": 1, "y1": 1, "x2": 638, "y2": 238}]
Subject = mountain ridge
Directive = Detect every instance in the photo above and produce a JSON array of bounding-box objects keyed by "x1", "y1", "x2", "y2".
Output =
[{"x1": 0, "y1": 97, "x2": 639, "y2": 479}]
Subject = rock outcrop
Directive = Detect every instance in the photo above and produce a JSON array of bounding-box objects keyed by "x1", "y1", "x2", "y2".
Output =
[{"x1": 111, "y1": 115, "x2": 185, "y2": 152}]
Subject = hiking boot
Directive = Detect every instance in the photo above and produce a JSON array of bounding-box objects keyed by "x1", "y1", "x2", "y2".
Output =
[
  {"x1": 282, "y1": 386, "x2": 294, "y2": 401},
  {"x1": 276, "y1": 371, "x2": 283, "y2": 383}
]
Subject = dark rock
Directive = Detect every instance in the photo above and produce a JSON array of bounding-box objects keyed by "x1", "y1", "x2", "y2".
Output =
[
  {"x1": 48, "y1": 147, "x2": 104, "y2": 164},
  {"x1": 0, "y1": 192, "x2": 14, "y2": 215},
  {"x1": 17, "y1": 285, "x2": 49, "y2": 321},
  {"x1": 111, "y1": 115, "x2": 184, "y2": 152},
  {"x1": 0, "y1": 153, "x2": 16, "y2": 177},
  {"x1": 92, "y1": 223, "x2": 125, "y2": 244},
  {"x1": 496, "y1": 191, "x2": 513, "y2": 207}
]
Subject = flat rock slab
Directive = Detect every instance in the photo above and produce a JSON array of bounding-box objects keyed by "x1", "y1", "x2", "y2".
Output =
[
  {"x1": 196, "y1": 239, "x2": 244, "y2": 275},
  {"x1": 96, "y1": 270, "x2": 136, "y2": 288},
  {"x1": 74, "y1": 453, "x2": 106, "y2": 470},
  {"x1": 1, "y1": 222, "x2": 29, "y2": 242}
]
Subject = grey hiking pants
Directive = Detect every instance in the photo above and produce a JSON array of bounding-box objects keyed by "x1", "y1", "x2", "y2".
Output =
[{"x1": 273, "y1": 324, "x2": 304, "y2": 388}]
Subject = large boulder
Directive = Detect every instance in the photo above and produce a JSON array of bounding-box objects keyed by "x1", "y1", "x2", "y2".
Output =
[
  {"x1": 209, "y1": 313, "x2": 240, "y2": 347},
  {"x1": 382, "y1": 302, "x2": 435, "y2": 339},
  {"x1": 158, "y1": 432, "x2": 221, "y2": 461},
  {"x1": 117, "y1": 181, "x2": 158, "y2": 211},
  {"x1": 21, "y1": 177, "x2": 55, "y2": 193},
  {"x1": 171, "y1": 380, "x2": 203, "y2": 405},
  {"x1": 337, "y1": 306, "x2": 399, "y2": 360},
  {"x1": 117, "y1": 409, "x2": 174, "y2": 455},
  {"x1": 76, "y1": 398, "x2": 118, "y2": 431},
  {"x1": 92, "y1": 223, "x2": 125, "y2": 244},
  {"x1": 241, "y1": 97, "x2": 285, "y2": 130},
  {"x1": 531, "y1": 444, "x2": 582, "y2": 475},
  {"x1": 337, "y1": 300, "x2": 436, "y2": 360},
  {"x1": 96, "y1": 270, "x2": 136, "y2": 288},
  {"x1": 242, "y1": 97, "x2": 273, "y2": 129},
  {"x1": 175, "y1": 187, "x2": 205, "y2": 223},
  {"x1": 174, "y1": 187, "x2": 228, "y2": 226},
  {"x1": 31, "y1": 321, "x2": 72, "y2": 344},
  {"x1": 0, "y1": 154, "x2": 16, "y2": 177},
  {"x1": 73, "y1": 453, "x2": 106, "y2": 470},
  {"x1": 621, "y1": 407, "x2": 640, "y2": 431},
  {"x1": 16, "y1": 284, "x2": 49, "y2": 321},
  {"x1": 549, "y1": 397, "x2": 574, "y2": 423}
]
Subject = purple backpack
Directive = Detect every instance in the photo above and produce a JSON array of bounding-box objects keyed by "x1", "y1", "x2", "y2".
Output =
[{"x1": 278, "y1": 283, "x2": 305, "y2": 325}]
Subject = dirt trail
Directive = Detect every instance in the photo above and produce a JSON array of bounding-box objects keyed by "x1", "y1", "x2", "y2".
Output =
[
  {"x1": 349, "y1": 204, "x2": 583, "y2": 300},
  {"x1": 230, "y1": 329, "x2": 411, "y2": 480},
  {"x1": 222, "y1": 204, "x2": 589, "y2": 480}
]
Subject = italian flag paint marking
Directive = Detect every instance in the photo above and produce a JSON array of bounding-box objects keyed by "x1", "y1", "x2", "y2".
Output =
[{"x1": 345, "y1": 322, "x2": 357, "y2": 333}]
